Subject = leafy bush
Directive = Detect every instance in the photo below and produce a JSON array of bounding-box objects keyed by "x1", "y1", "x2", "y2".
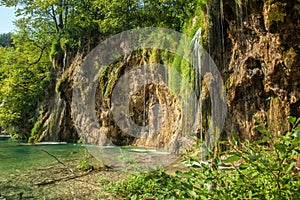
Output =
[
  {"x1": 11, "y1": 133, "x2": 22, "y2": 142},
  {"x1": 99, "y1": 169, "x2": 190, "y2": 200},
  {"x1": 99, "y1": 117, "x2": 300, "y2": 199},
  {"x1": 77, "y1": 149, "x2": 94, "y2": 171},
  {"x1": 77, "y1": 159, "x2": 93, "y2": 171}
]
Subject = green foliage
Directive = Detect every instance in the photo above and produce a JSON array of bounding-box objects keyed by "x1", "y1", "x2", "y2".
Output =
[
  {"x1": 55, "y1": 68, "x2": 69, "y2": 93},
  {"x1": 50, "y1": 39, "x2": 62, "y2": 68},
  {"x1": 77, "y1": 149, "x2": 94, "y2": 171},
  {"x1": 99, "y1": 169, "x2": 187, "y2": 200},
  {"x1": 77, "y1": 159, "x2": 93, "y2": 171},
  {"x1": 93, "y1": 0, "x2": 196, "y2": 36},
  {"x1": 99, "y1": 117, "x2": 300, "y2": 199},
  {"x1": 0, "y1": 46, "x2": 51, "y2": 137},
  {"x1": 266, "y1": 1, "x2": 287, "y2": 30},
  {"x1": 0, "y1": 0, "x2": 208, "y2": 139},
  {"x1": 77, "y1": 137, "x2": 84, "y2": 144},
  {"x1": 29, "y1": 115, "x2": 46, "y2": 143},
  {"x1": 168, "y1": 0, "x2": 207, "y2": 95},
  {"x1": 268, "y1": 2, "x2": 286, "y2": 22},
  {"x1": 30, "y1": 120, "x2": 42, "y2": 142},
  {"x1": 11, "y1": 133, "x2": 22, "y2": 142}
]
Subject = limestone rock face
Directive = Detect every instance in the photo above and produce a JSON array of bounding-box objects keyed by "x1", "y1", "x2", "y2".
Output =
[
  {"x1": 92, "y1": 54, "x2": 183, "y2": 152},
  {"x1": 38, "y1": 55, "x2": 81, "y2": 142},
  {"x1": 38, "y1": 0, "x2": 299, "y2": 148},
  {"x1": 209, "y1": 0, "x2": 300, "y2": 141}
]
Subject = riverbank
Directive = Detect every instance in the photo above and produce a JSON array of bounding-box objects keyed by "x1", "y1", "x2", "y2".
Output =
[
  {"x1": 0, "y1": 156, "x2": 125, "y2": 199},
  {"x1": 0, "y1": 139, "x2": 185, "y2": 199}
]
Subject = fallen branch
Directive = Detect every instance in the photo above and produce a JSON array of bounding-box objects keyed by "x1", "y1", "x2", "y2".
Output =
[
  {"x1": 35, "y1": 171, "x2": 92, "y2": 186},
  {"x1": 39, "y1": 149, "x2": 73, "y2": 173}
]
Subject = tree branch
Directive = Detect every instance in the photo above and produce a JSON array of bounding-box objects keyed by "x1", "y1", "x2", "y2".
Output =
[
  {"x1": 39, "y1": 149, "x2": 73, "y2": 172},
  {"x1": 28, "y1": 46, "x2": 46, "y2": 65},
  {"x1": 51, "y1": 5, "x2": 59, "y2": 33}
]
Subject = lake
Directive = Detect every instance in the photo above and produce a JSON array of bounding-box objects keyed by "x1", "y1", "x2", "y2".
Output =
[
  {"x1": 0, "y1": 137, "x2": 88, "y2": 199},
  {"x1": 0, "y1": 137, "x2": 179, "y2": 199}
]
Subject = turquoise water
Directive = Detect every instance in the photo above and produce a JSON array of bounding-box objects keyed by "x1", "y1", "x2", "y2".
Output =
[
  {"x1": 0, "y1": 137, "x2": 179, "y2": 198},
  {"x1": 0, "y1": 137, "x2": 85, "y2": 176},
  {"x1": 0, "y1": 137, "x2": 95, "y2": 199},
  {"x1": 0, "y1": 137, "x2": 176, "y2": 175}
]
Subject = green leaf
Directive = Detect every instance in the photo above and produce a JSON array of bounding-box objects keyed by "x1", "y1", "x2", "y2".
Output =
[
  {"x1": 188, "y1": 190, "x2": 197, "y2": 197},
  {"x1": 248, "y1": 190, "x2": 252, "y2": 199},
  {"x1": 287, "y1": 116, "x2": 296, "y2": 124},
  {"x1": 248, "y1": 153, "x2": 262, "y2": 161},
  {"x1": 261, "y1": 157, "x2": 269, "y2": 166},
  {"x1": 285, "y1": 162, "x2": 294, "y2": 172},
  {"x1": 294, "y1": 149, "x2": 300, "y2": 153},
  {"x1": 274, "y1": 143, "x2": 286, "y2": 153},
  {"x1": 222, "y1": 155, "x2": 240, "y2": 163},
  {"x1": 176, "y1": 171, "x2": 192, "y2": 178},
  {"x1": 239, "y1": 163, "x2": 248, "y2": 170},
  {"x1": 292, "y1": 129, "x2": 300, "y2": 140},
  {"x1": 254, "y1": 136, "x2": 268, "y2": 145},
  {"x1": 295, "y1": 118, "x2": 300, "y2": 125},
  {"x1": 255, "y1": 125, "x2": 267, "y2": 134}
]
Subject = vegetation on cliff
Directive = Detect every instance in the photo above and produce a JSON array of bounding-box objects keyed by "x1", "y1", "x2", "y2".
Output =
[
  {"x1": 0, "y1": 0, "x2": 205, "y2": 139},
  {"x1": 0, "y1": 0, "x2": 299, "y2": 199}
]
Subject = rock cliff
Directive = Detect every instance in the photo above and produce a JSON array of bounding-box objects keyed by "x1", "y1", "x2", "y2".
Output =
[
  {"x1": 208, "y1": 0, "x2": 300, "y2": 142},
  {"x1": 36, "y1": 0, "x2": 299, "y2": 151}
]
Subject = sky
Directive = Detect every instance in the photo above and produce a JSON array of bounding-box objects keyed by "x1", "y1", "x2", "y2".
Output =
[{"x1": 0, "y1": 6, "x2": 17, "y2": 33}]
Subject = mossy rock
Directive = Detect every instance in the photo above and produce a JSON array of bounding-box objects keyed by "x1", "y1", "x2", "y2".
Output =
[{"x1": 264, "y1": 1, "x2": 286, "y2": 31}]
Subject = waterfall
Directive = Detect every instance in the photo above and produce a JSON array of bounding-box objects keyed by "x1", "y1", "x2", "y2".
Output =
[
  {"x1": 49, "y1": 93, "x2": 66, "y2": 141},
  {"x1": 191, "y1": 28, "x2": 203, "y2": 144}
]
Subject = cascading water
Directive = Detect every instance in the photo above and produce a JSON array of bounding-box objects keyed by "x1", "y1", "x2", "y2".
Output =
[
  {"x1": 46, "y1": 93, "x2": 66, "y2": 141},
  {"x1": 189, "y1": 26, "x2": 227, "y2": 158},
  {"x1": 191, "y1": 28, "x2": 203, "y2": 141},
  {"x1": 190, "y1": 28, "x2": 205, "y2": 160}
]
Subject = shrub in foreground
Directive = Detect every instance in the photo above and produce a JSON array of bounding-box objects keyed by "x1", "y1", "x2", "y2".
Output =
[{"x1": 99, "y1": 117, "x2": 300, "y2": 199}]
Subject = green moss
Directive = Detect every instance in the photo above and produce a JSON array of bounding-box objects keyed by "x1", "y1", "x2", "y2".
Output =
[
  {"x1": 167, "y1": 0, "x2": 207, "y2": 95},
  {"x1": 283, "y1": 47, "x2": 297, "y2": 68},
  {"x1": 77, "y1": 159, "x2": 93, "y2": 171},
  {"x1": 30, "y1": 114, "x2": 47, "y2": 142},
  {"x1": 77, "y1": 137, "x2": 84, "y2": 144},
  {"x1": 50, "y1": 40, "x2": 61, "y2": 59},
  {"x1": 49, "y1": 107, "x2": 57, "y2": 138},
  {"x1": 60, "y1": 37, "x2": 68, "y2": 52},
  {"x1": 149, "y1": 48, "x2": 160, "y2": 64},
  {"x1": 266, "y1": 2, "x2": 286, "y2": 30},
  {"x1": 55, "y1": 68, "x2": 69, "y2": 93},
  {"x1": 99, "y1": 65, "x2": 117, "y2": 98}
]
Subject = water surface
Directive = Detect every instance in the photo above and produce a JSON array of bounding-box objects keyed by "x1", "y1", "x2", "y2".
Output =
[{"x1": 0, "y1": 137, "x2": 84, "y2": 177}]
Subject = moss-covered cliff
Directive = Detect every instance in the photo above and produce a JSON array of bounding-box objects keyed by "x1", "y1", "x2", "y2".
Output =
[{"x1": 34, "y1": 0, "x2": 299, "y2": 152}]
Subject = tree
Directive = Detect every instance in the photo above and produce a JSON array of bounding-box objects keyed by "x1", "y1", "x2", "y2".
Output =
[
  {"x1": 0, "y1": 0, "x2": 201, "y2": 138},
  {"x1": 93, "y1": 0, "x2": 196, "y2": 36},
  {"x1": 0, "y1": 46, "x2": 51, "y2": 136}
]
